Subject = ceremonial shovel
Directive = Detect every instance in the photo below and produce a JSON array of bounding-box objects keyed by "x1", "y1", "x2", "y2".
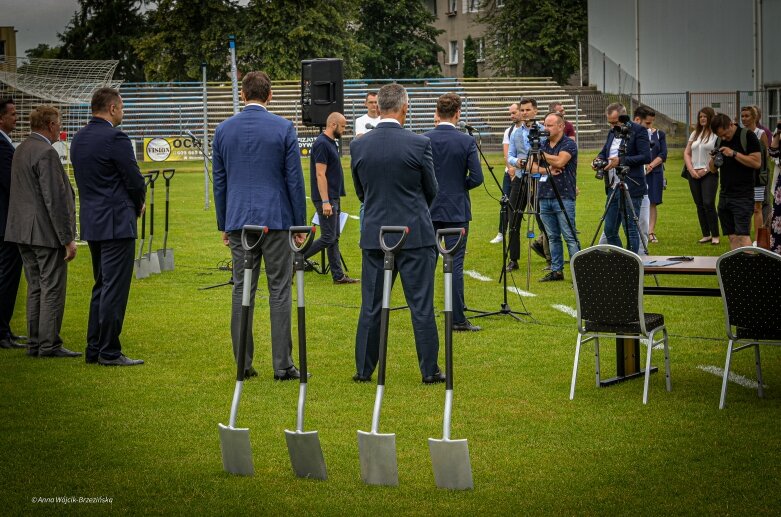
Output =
[
  {"x1": 218, "y1": 225, "x2": 267, "y2": 476},
  {"x1": 157, "y1": 168, "x2": 176, "y2": 271},
  {"x1": 429, "y1": 228, "x2": 473, "y2": 490},
  {"x1": 134, "y1": 174, "x2": 152, "y2": 279},
  {"x1": 144, "y1": 170, "x2": 161, "y2": 274},
  {"x1": 357, "y1": 226, "x2": 409, "y2": 486},
  {"x1": 284, "y1": 225, "x2": 327, "y2": 480}
]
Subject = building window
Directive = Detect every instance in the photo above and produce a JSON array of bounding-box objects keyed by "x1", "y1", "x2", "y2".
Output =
[
  {"x1": 464, "y1": 0, "x2": 479, "y2": 13},
  {"x1": 449, "y1": 41, "x2": 459, "y2": 65},
  {"x1": 447, "y1": 0, "x2": 457, "y2": 15},
  {"x1": 496, "y1": 0, "x2": 505, "y2": 7},
  {"x1": 477, "y1": 38, "x2": 485, "y2": 62}
]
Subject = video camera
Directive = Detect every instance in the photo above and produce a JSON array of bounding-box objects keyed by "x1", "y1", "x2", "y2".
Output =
[
  {"x1": 527, "y1": 120, "x2": 550, "y2": 152},
  {"x1": 611, "y1": 114, "x2": 632, "y2": 139}
]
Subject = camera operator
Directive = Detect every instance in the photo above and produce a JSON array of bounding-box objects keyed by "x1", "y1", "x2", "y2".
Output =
[
  {"x1": 593, "y1": 103, "x2": 651, "y2": 253},
  {"x1": 708, "y1": 113, "x2": 761, "y2": 250},
  {"x1": 528, "y1": 112, "x2": 578, "y2": 282},
  {"x1": 505, "y1": 97, "x2": 548, "y2": 272}
]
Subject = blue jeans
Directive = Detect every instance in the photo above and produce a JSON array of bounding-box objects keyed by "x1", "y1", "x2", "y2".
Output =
[
  {"x1": 539, "y1": 197, "x2": 579, "y2": 273},
  {"x1": 604, "y1": 190, "x2": 644, "y2": 253}
]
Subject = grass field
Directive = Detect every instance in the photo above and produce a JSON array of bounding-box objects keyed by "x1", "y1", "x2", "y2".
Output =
[{"x1": 2, "y1": 149, "x2": 779, "y2": 515}]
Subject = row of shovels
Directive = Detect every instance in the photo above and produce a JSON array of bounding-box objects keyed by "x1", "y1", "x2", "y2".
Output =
[
  {"x1": 219, "y1": 225, "x2": 473, "y2": 490},
  {"x1": 135, "y1": 169, "x2": 176, "y2": 279}
]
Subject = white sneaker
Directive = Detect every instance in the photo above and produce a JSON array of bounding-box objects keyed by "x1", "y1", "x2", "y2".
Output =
[{"x1": 490, "y1": 232, "x2": 503, "y2": 244}]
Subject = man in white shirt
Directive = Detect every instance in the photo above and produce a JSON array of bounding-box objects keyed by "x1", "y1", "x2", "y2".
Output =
[{"x1": 354, "y1": 92, "x2": 380, "y2": 138}]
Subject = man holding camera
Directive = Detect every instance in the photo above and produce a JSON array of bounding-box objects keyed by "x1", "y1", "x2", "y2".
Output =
[
  {"x1": 594, "y1": 103, "x2": 651, "y2": 253},
  {"x1": 529, "y1": 113, "x2": 578, "y2": 282},
  {"x1": 708, "y1": 113, "x2": 761, "y2": 250}
]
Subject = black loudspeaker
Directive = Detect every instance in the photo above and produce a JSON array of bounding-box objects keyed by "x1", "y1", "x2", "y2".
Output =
[{"x1": 301, "y1": 58, "x2": 344, "y2": 127}]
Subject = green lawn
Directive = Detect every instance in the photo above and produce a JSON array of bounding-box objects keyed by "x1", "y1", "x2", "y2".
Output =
[{"x1": 1, "y1": 150, "x2": 779, "y2": 515}]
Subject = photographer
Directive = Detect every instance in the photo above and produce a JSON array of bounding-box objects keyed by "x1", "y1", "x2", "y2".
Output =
[
  {"x1": 708, "y1": 113, "x2": 761, "y2": 250},
  {"x1": 529, "y1": 112, "x2": 578, "y2": 282},
  {"x1": 594, "y1": 103, "x2": 651, "y2": 253}
]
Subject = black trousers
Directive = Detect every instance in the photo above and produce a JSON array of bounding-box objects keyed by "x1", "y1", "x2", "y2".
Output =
[
  {"x1": 305, "y1": 199, "x2": 344, "y2": 280},
  {"x1": 0, "y1": 239, "x2": 23, "y2": 340},
  {"x1": 86, "y1": 239, "x2": 135, "y2": 361},
  {"x1": 688, "y1": 173, "x2": 720, "y2": 238}
]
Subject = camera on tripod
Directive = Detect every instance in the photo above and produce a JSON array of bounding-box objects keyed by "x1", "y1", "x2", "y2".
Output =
[
  {"x1": 592, "y1": 157, "x2": 609, "y2": 180},
  {"x1": 527, "y1": 120, "x2": 550, "y2": 151},
  {"x1": 710, "y1": 148, "x2": 725, "y2": 168},
  {"x1": 610, "y1": 120, "x2": 631, "y2": 139}
]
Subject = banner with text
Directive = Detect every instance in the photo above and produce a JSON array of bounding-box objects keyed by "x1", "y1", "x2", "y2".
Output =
[{"x1": 144, "y1": 137, "x2": 202, "y2": 162}]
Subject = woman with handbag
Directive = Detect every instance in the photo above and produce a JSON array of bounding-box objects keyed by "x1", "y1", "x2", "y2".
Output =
[{"x1": 684, "y1": 107, "x2": 720, "y2": 245}]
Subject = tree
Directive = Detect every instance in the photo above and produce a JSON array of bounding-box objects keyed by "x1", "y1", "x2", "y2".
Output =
[
  {"x1": 57, "y1": 0, "x2": 146, "y2": 81},
  {"x1": 25, "y1": 44, "x2": 62, "y2": 60},
  {"x1": 463, "y1": 35, "x2": 478, "y2": 78},
  {"x1": 479, "y1": 0, "x2": 587, "y2": 84},
  {"x1": 356, "y1": 0, "x2": 443, "y2": 79},
  {"x1": 134, "y1": 0, "x2": 239, "y2": 81},
  {"x1": 239, "y1": 0, "x2": 363, "y2": 80}
]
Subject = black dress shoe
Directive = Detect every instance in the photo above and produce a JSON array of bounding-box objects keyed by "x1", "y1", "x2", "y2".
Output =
[
  {"x1": 539, "y1": 271, "x2": 564, "y2": 282},
  {"x1": 352, "y1": 373, "x2": 372, "y2": 383},
  {"x1": 39, "y1": 347, "x2": 82, "y2": 358},
  {"x1": 422, "y1": 370, "x2": 446, "y2": 384},
  {"x1": 505, "y1": 260, "x2": 519, "y2": 272},
  {"x1": 244, "y1": 366, "x2": 258, "y2": 379},
  {"x1": 274, "y1": 366, "x2": 310, "y2": 381},
  {"x1": 27, "y1": 347, "x2": 39, "y2": 357},
  {"x1": 98, "y1": 354, "x2": 144, "y2": 366},
  {"x1": 85, "y1": 356, "x2": 99, "y2": 364},
  {"x1": 333, "y1": 275, "x2": 360, "y2": 284},
  {"x1": 452, "y1": 320, "x2": 482, "y2": 332},
  {"x1": 0, "y1": 338, "x2": 25, "y2": 349}
]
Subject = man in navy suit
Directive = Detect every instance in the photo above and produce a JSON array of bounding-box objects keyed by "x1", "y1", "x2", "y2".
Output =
[
  {"x1": 351, "y1": 83, "x2": 443, "y2": 384},
  {"x1": 213, "y1": 71, "x2": 307, "y2": 381},
  {"x1": 72, "y1": 87, "x2": 146, "y2": 366},
  {"x1": 0, "y1": 98, "x2": 24, "y2": 350},
  {"x1": 424, "y1": 93, "x2": 483, "y2": 332},
  {"x1": 595, "y1": 103, "x2": 651, "y2": 253}
]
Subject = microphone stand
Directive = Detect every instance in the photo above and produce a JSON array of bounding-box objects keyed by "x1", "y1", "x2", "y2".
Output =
[{"x1": 463, "y1": 126, "x2": 527, "y2": 322}]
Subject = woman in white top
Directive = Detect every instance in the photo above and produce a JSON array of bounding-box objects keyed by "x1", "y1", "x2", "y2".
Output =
[
  {"x1": 740, "y1": 105, "x2": 769, "y2": 234},
  {"x1": 684, "y1": 107, "x2": 720, "y2": 244}
]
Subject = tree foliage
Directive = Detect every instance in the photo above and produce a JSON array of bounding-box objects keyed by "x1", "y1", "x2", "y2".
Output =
[
  {"x1": 479, "y1": 0, "x2": 587, "y2": 84},
  {"x1": 463, "y1": 35, "x2": 478, "y2": 78},
  {"x1": 239, "y1": 0, "x2": 363, "y2": 81},
  {"x1": 25, "y1": 44, "x2": 61, "y2": 60},
  {"x1": 134, "y1": 0, "x2": 240, "y2": 82},
  {"x1": 57, "y1": 0, "x2": 146, "y2": 81},
  {"x1": 356, "y1": 0, "x2": 443, "y2": 79}
]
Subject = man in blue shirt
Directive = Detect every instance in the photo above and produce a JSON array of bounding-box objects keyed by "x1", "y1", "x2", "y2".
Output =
[
  {"x1": 305, "y1": 112, "x2": 358, "y2": 284},
  {"x1": 530, "y1": 113, "x2": 579, "y2": 282}
]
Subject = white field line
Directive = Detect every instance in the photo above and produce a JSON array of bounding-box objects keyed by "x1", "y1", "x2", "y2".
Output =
[
  {"x1": 507, "y1": 286, "x2": 536, "y2": 297},
  {"x1": 551, "y1": 304, "x2": 577, "y2": 318},
  {"x1": 464, "y1": 270, "x2": 492, "y2": 282},
  {"x1": 697, "y1": 365, "x2": 767, "y2": 390},
  {"x1": 348, "y1": 215, "x2": 359, "y2": 220}
]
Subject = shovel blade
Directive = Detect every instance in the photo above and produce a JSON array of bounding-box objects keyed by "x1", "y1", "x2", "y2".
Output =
[
  {"x1": 284, "y1": 429, "x2": 327, "y2": 480},
  {"x1": 147, "y1": 252, "x2": 161, "y2": 274},
  {"x1": 428, "y1": 437, "x2": 473, "y2": 490},
  {"x1": 134, "y1": 259, "x2": 149, "y2": 279},
  {"x1": 357, "y1": 430, "x2": 398, "y2": 486},
  {"x1": 218, "y1": 423, "x2": 255, "y2": 476},
  {"x1": 158, "y1": 249, "x2": 175, "y2": 271}
]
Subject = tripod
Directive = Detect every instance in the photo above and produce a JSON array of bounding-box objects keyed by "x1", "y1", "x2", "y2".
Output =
[{"x1": 590, "y1": 161, "x2": 648, "y2": 255}]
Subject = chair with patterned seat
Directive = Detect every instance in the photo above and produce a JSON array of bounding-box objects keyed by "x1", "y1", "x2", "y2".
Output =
[
  {"x1": 569, "y1": 245, "x2": 671, "y2": 404},
  {"x1": 716, "y1": 246, "x2": 781, "y2": 409}
]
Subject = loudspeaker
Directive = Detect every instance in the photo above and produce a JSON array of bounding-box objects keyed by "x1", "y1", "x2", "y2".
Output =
[{"x1": 301, "y1": 58, "x2": 344, "y2": 127}]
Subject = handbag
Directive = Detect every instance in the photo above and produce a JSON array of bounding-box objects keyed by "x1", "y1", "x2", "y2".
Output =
[{"x1": 680, "y1": 163, "x2": 690, "y2": 179}]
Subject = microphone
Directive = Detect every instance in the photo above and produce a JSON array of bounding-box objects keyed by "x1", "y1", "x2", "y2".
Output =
[
  {"x1": 459, "y1": 121, "x2": 477, "y2": 134},
  {"x1": 618, "y1": 114, "x2": 631, "y2": 124},
  {"x1": 185, "y1": 130, "x2": 201, "y2": 144},
  {"x1": 365, "y1": 123, "x2": 375, "y2": 130}
]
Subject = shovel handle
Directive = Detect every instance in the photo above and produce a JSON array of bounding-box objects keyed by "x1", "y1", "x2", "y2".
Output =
[
  {"x1": 241, "y1": 225, "x2": 268, "y2": 252},
  {"x1": 436, "y1": 228, "x2": 466, "y2": 256},
  {"x1": 379, "y1": 226, "x2": 409, "y2": 254},
  {"x1": 148, "y1": 170, "x2": 160, "y2": 185},
  {"x1": 288, "y1": 226, "x2": 316, "y2": 256},
  {"x1": 163, "y1": 168, "x2": 176, "y2": 181}
]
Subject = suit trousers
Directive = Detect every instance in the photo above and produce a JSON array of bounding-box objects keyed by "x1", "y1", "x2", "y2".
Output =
[
  {"x1": 305, "y1": 200, "x2": 344, "y2": 280},
  {"x1": 86, "y1": 239, "x2": 135, "y2": 361},
  {"x1": 355, "y1": 246, "x2": 439, "y2": 378},
  {"x1": 17, "y1": 244, "x2": 67, "y2": 353},
  {"x1": 229, "y1": 230, "x2": 294, "y2": 373},
  {"x1": 433, "y1": 221, "x2": 469, "y2": 324},
  {"x1": 0, "y1": 239, "x2": 23, "y2": 340}
]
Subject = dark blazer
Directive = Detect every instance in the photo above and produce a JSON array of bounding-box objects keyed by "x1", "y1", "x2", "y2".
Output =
[
  {"x1": 5, "y1": 134, "x2": 75, "y2": 248},
  {"x1": 212, "y1": 104, "x2": 306, "y2": 232},
  {"x1": 350, "y1": 121, "x2": 438, "y2": 250},
  {"x1": 424, "y1": 124, "x2": 483, "y2": 223},
  {"x1": 71, "y1": 118, "x2": 145, "y2": 241},
  {"x1": 649, "y1": 129, "x2": 667, "y2": 173},
  {"x1": 0, "y1": 135, "x2": 14, "y2": 238},
  {"x1": 598, "y1": 120, "x2": 651, "y2": 198}
]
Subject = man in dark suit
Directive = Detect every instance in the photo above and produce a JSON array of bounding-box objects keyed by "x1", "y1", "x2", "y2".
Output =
[
  {"x1": 213, "y1": 71, "x2": 307, "y2": 381},
  {"x1": 0, "y1": 98, "x2": 24, "y2": 350},
  {"x1": 351, "y1": 83, "x2": 443, "y2": 384},
  {"x1": 71, "y1": 88, "x2": 146, "y2": 366},
  {"x1": 595, "y1": 102, "x2": 651, "y2": 253},
  {"x1": 424, "y1": 93, "x2": 483, "y2": 332},
  {"x1": 6, "y1": 106, "x2": 79, "y2": 358}
]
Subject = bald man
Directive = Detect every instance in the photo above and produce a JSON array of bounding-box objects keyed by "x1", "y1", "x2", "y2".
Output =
[{"x1": 305, "y1": 112, "x2": 358, "y2": 284}]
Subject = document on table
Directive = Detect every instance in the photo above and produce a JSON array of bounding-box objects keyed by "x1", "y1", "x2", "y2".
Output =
[{"x1": 643, "y1": 259, "x2": 682, "y2": 267}]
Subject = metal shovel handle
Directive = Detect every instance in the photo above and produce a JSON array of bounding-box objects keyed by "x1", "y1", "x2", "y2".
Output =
[
  {"x1": 148, "y1": 169, "x2": 160, "y2": 184},
  {"x1": 241, "y1": 225, "x2": 268, "y2": 252},
  {"x1": 163, "y1": 168, "x2": 176, "y2": 182},
  {"x1": 288, "y1": 226, "x2": 317, "y2": 256},
  {"x1": 436, "y1": 228, "x2": 466, "y2": 256},
  {"x1": 379, "y1": 226, "x2": 409, "y2": 254}
]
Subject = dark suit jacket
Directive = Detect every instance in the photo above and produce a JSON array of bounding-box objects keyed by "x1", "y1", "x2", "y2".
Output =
[
  {"x1": 71, "y1": 117, "x2": 145, "y2": 241},
  {"x1": 424, "y1": 124, "x2": 483, "y2": 223},
  {"x1": 212, "y1": 104, "x2": 306, "y2": 232},
  {"x1": 5, "y1": 134, "x2": 75, "y2": 248},
  {"x1": 0, "y1": 135, "x2": 14, "y2": 239},
  {"x1": 350, "y1": 121, "x2": 438, "y2": 250},
  {"x1": 598, "y1": 120, "x2": 651, "y2": 198}
]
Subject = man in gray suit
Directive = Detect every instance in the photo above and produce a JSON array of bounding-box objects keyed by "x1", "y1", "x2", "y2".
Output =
[{"x1": 5, "y1": 106, "x2": 79, "y2": 358}]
